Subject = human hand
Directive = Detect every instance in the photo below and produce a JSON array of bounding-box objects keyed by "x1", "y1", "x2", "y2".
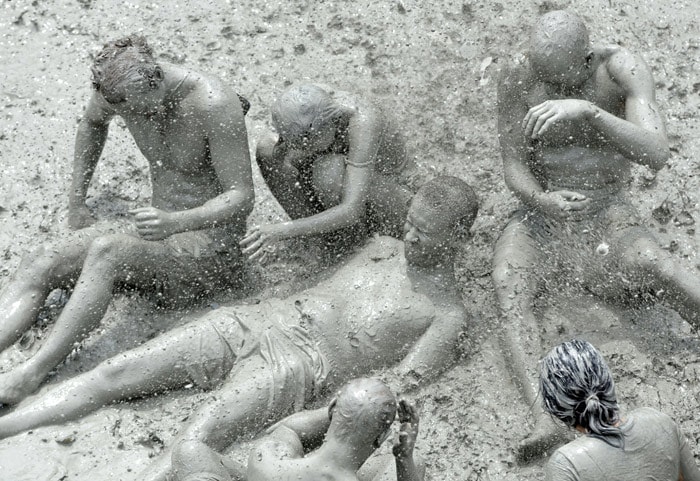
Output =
[
  {"x1": 393, "y1": 399, "x2": 419, "y2": 461},
  {"x1": 67, "y1": 204, "x2": 96, "y2": 230},
  {"x1": 240, "y1": 224, "x2": 284, "y2": 262},
  {"x1": 129, "y1": 207, "x2": 178, "y2": 241},
  {"x1": 523, "y1": 99, "x2": 594, "y2": 139},
  {"x1": 535, "y1": 190, "x2": 592, "y2": 220}
]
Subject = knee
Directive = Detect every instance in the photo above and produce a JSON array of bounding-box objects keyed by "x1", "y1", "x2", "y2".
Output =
[
  {"x1": 172, "y1": 439, "x2": 207, "y2": 468},
  {"x1": 312, "y1": 154, "x2": 346, "y2": 207},
  {"x1": 85, "y1": 234, "x2": 134, "y2": 265},
  {"x1": 18, "y1": 244, "x2": 57, "y2": 277},
  {"x1": 255, "y1": 132, "x2": 280, "y2": 168}
]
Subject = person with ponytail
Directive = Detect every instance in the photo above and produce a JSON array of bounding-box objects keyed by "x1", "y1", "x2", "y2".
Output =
[{"x1": 539, "y1": 340, "x2": 700, "y2": 481}]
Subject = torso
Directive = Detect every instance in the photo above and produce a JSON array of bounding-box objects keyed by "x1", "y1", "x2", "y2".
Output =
[
  {"x1": 120, "y1": 87, "x2": 225, "y2": 213},
  {"x1": 547, "y1": 408, "x2": 688, "y2": 481},
  {"x1": 522, "y1": 47, "x2": 632, "y2": 191},
  {"x1": 292, "y1": 237, "x2": 436, "y2": 378}
]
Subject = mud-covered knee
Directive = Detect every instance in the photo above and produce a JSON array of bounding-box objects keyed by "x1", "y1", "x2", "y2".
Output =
[
  {"x1": 19, "y1": 244, "x2": 56, "y2": 275},
  {"x1": 172, "y1": 439, "x2": 207, "y2": 466},
  {"x1": 86, "y1": 234, "x2": 134, "y2": 263},
  {"x1": 621, "y1": 236, "x2": 664, "y2": 270}
]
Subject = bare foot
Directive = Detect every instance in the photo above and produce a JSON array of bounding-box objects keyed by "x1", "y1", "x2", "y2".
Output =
[
  {"x1": 516, "y1": 421, "x2": 573, "y2": 464},
  {"x1": 0, "y1": 367, "x2": 43, "y2": 405}
]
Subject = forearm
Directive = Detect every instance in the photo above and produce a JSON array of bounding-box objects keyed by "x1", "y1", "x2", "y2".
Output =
[
  {"x1": 586, "y1": 103, "x2": 669, "y2": 170},
  {"x1": 170, "y1": 189, "x2": 254, "y2": 233},
  {"x1": 396, "y1": 456, "x2": 422, "y2": 481},
  {"x1": 275, "y1": 201, "x2": 365, "y2": 240},
  {"x1": 273, "y1": 407, "x2": 330, "y2": 450},
  {"x1": 503, "y1": 158, "x2": 546, "y2": 208},
  {"x1": 70, "y1": 120, "x2": 108, "y2": 207}
]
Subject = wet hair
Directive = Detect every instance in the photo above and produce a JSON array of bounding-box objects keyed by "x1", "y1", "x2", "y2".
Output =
[
  {"x1": 412, "y1": 176, "x2": 479, "y2": 240},
  {"x1": 329, "y1": 378, "x2": 397, "y2": 444},
  {"x1": 91, "y1": 35, "x2": 162, "y2": 104},
  {"x1": 539, "y1": 340, "x2": 624, "y2": 448},
  {"x1": 270, "y1": 83, "x2": 345, "y2": 141},
  {"x1": 528, "y1": 10, "x2": 590, "y2": 73}
]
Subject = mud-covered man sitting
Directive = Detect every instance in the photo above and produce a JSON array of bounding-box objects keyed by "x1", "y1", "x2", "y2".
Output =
[
  {"x1": 492, "y1": 10, "x2": 700, "y2": 460},
  {"x1": 0, "y1": 35, "x2": 254, "y2": 404}
]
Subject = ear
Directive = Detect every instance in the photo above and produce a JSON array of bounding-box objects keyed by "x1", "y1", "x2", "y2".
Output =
[
  {"x1": 148, "y1": 66, "x2": 164, "y2": 89},
  {"x1": 584, "y1": 51, "x2": 594, "y2": 68},
  {"x1": 327, "y1": 397, "x2": 337, "y2": 421}
]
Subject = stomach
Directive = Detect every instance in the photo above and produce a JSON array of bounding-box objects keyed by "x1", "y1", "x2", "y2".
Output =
[{"x1": 534, "y1": 145, "x2": 631, "y2": 192}]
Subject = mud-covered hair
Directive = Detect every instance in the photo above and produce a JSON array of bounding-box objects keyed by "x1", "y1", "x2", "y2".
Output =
[
  {"x1": 528, "y1": 10, "x2": 590, "y2": 75},
  {"x1": 412, "y1": 176, "x2": 479, "y2": 240},
  {"x1": 328, "y1": 378, "x2": 397, "y2": 444},
  {"x1": 270, "y1": 83, "x2": 345, "y2": 141},
  {"x1": 539, "y1": 340, "x2": 624, "y2": 448},
  {"x1": 91, "y1": 35, "x2": 161, "y2": 104}
]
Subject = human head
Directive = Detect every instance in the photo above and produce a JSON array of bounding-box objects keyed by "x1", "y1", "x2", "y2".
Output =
[
  {"x1": 539, "y1": 340, "x2": 623, "y2": 447},
  {"x1": 271, "y1": 83, "x2": 344, "y2": 153},
  {"x1": 90, "y1": 35, "x2": 164, "y2": 110},
  {"x1": 404, "y1": 176, "x2": 478, "y2": 267},
  {"x1": 327, "y1": 378, "x2": 397, "y2": 450},
  {"x1": 528, "y1": 10, "x2": 592, "y2": 88}
]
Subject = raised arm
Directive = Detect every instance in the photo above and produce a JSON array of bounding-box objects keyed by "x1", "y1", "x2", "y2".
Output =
[
  {"x1": 587, "y1": 49, "x2": 669, "y2": 170},
  {"x1": 265, "y1": 406, "x2": 331, "y2": 452},
  {"x1": 68, "y1": 93, "x2": 114, "y2": 229}
]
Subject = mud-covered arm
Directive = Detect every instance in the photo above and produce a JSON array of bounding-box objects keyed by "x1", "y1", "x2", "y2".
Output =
[
  {"x1": 586, "y1": 50, "x2": 669, "y2": 170},
  {"x1": 677, "y1": 422, "x2": 700, "y2": 481},
  {"x1": 167, "y1": 92, "x2": 255, "y2": 233},
  {"x1": 264, "y1": 407, "x2": 331, "y2": 452},
  {"x1": 69, "y1": 93, "x2": 114, "y2": 228},
  {"x1": 392, "y1": 303, "x2": 466, "y2": 391},
  {"x1": 497, "y1": 66, "x2": 547, "y2": 209}
]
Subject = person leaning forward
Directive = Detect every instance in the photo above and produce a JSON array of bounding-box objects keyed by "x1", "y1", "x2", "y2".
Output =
[{"x1": 0, "y1": 35, "x2": 254, "y2": 405}]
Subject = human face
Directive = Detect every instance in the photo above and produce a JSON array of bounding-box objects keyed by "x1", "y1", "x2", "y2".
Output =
[
  {"x1": 403, "y1": 201, "x2": 454, "y2": 267},
  {"x1": 100, "y1": 80, "x2": 165, "y2": 115}
]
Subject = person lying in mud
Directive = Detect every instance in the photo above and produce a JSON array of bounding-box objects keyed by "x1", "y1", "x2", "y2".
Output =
[
  {"x1": 240, "y1": 82, "x2": 418, "y2": 262},
  {"x1": 539, "y1": 340, "x2": 700, "y2": 481},
  {"x1": 492, "y1": 10, "x2": 700, "y2": 461},
  {"x1": 0, "y1": 176, "x2": 477, "y2": 481},
  {"x1": 0, "y1": 35, "x2": 254, "y2": 405},
  {"x1": 172, "y1": 378, "x2": 424, "y2": 481}
]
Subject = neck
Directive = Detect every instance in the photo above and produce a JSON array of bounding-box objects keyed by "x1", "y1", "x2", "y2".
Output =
[{"x1": 312, "y1": 436, "x2": 372, "y2": 472}]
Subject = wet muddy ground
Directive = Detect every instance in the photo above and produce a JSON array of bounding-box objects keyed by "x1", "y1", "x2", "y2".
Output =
[{"x1": 1, "y1": 0, "x2": 699, "y2": 479}]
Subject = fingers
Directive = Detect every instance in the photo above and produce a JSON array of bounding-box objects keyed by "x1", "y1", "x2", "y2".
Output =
[
  {"x1": 241, "y1": 237, "x2": 265, "y2": 257},
  {"x1": 522, "y1": 102, "x2": 550, "y2": 137},
  {"x1": 239, "y1": 228, "x2": 261, "y2": 248}
]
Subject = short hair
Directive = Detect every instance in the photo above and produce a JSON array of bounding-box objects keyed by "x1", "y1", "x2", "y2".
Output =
[
  {"x1": 539, "y1": 340, "x2": 623, "y2": 448},
  {"x1": 271, "y1": 83, "x2": 344, "y2": 140},
  {"x1": 412, "y1": 176, "x2": 479, "y2": 240},
  {"x1": 529, "y1": 10, "x2": 589, "y2": 69},
  {"x1": 330, "y1": 378, "x2": 397, "y2": 442},
  {"x1": 91, "y1": 35, "x2": 161, "y2": 104}
]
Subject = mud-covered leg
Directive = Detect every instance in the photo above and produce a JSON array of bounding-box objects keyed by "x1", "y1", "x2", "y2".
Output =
[
  {"x1": 0, "y1": 233, "x2": 95, "y2": 353},
  {"x1": 0, "y1": 320, "x2": 215, "y2": 440},
  {"x1": 492, "y1": 217, "x2": 569, "y2": 462},
  {"x1": 141, "y1": 356, "x2": 293, "y2": 481}
]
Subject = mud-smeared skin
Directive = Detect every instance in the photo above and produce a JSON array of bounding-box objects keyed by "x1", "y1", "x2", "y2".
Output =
[{"x1": 1, "y1": 1, "x2": 699, "y2": 481}]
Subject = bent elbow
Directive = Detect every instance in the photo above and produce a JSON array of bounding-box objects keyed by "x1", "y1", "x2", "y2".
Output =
[{"x1": 646, "y1": 145, "x2": 670, "y2": 172}]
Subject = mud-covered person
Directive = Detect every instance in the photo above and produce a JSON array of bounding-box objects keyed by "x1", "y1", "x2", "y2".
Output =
[
  {"x1": 539, "y1": 340, "x2": 700, "y2": 481},
  {"x1": 0, "y1": 35, "x2": 254, "y2": 404},
  {"x1": 173, "y1": 378, "x2": 425, "y2": 481},
  {"x1": 241, "y1": 83, "x2": 419, "y2": 262},
  {"x1": 492, "y1": 10, "x2": 700, "y2": 460},
  {"x1": 0, "y1": 176, "x2": 477, "y2": 481}
]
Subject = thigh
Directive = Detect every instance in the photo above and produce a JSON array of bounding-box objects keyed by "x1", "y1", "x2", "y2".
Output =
[
  {"x1": 493, "y1": 214, "x2": 544, "y2": 272},
  {"x1": 180, "y1": 356, "x2": 290, "y2": 449}
]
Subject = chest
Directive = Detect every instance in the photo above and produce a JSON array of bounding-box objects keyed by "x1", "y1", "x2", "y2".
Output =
[
  {"x1": 526, "y1": 72, "x2": 625, "y2": 145},
  {"x1": 122, "y1": 112, "x2": 209, "y2": 172}
]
